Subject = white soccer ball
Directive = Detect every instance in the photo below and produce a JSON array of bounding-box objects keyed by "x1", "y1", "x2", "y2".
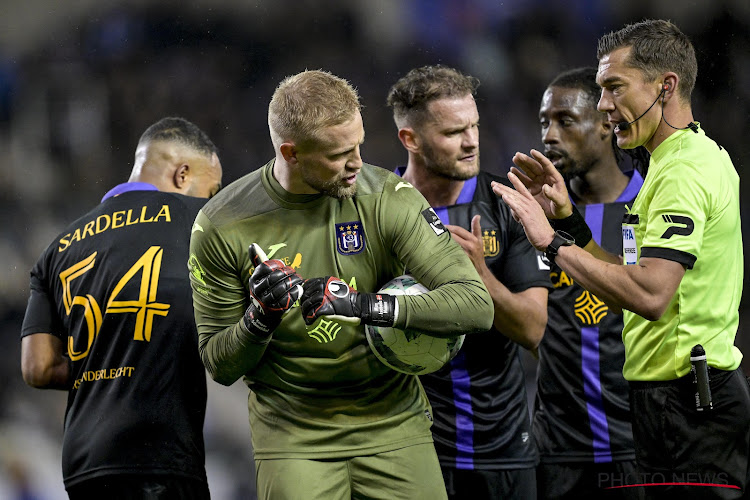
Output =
[{"x1": 365, "y1": 275, "x2": 465, "y2": 375}]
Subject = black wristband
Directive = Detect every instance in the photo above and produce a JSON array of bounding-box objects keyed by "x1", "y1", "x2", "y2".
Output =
[
  {"x1": 360, "y1": 293, "x2": 397, "y2": 327},
  {"x1": 549, "y1": 208, "x2": 592, "y2": 248}
]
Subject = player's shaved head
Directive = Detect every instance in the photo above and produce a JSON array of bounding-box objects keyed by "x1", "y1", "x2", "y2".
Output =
[
  {"x1": 130, "y1": 117, "x2": 222, "y2": 198},
  {"x1": 138, "y1": 116, "x2": 219, "y2": 157}
]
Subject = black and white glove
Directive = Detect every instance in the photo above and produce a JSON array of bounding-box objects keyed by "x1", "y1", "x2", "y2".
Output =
[
  {"x1": 243, "y1": 244, "x2": 303, "y2": 336},
  {"x1": 300, "y1": 277, "x2": 397, "y2": 327}
]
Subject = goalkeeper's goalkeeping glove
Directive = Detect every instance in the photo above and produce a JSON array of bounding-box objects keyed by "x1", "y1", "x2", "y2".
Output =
[
  {"x1": 300, "y1": 277, "x2": 397, "y2": 327},
  {"x1": 243, "y1": 244, "x2": 303, "y2": 337}
]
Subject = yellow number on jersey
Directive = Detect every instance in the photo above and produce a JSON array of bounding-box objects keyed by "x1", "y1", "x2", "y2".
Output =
[
  {"x1": 59, "y1": 246, "x2": 171, "y2": 360},
  {"x1": 106, "y1": 246, "x2": 169, "y2": 342},
  {"x1": 60, "y1": 252, "x2": 102, "y2": 361}
]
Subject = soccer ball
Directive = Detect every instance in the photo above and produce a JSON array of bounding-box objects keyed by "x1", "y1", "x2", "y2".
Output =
[{"x1": 365, "y1": 275, "x2": 465, "y2": 375}]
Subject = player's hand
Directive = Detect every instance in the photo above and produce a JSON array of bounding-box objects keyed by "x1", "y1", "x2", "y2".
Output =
[
  {"x1": 300, "y1": 277, "x2": 396, "y2": 327},
  {"x1": 243, "y1": 244, "x2": 303, "y2": 336},
  {"x1": 446, "y1": 214, "x2": 488, "y2": 274}
]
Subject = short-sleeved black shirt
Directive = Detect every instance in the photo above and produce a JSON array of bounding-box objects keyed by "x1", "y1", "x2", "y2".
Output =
[{"x1": 22, "y1": 186, "x2": 208, "y2": 488}]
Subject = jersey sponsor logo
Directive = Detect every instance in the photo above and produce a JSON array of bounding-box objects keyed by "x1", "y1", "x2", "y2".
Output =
[
  {"x1": 191, "y1": 222, "x2": 204, "y2": 233},
  {"x1": 551, "y1": 270, "x2": 573, "y2": 288},
  {"x1": 421, "y1": 208, "x2": 446, "y2": 236},
  {"x1": 306, "y1": 317, "x2": 342, "y2": 343},
  {"x1": 574, "y1": 290, "x2": 609, "y2": 325},
  {"x1": 336, "y1": 221, "x2": 366, "y2": 255},
  {"x1": 58, "y1": 204, "x2": 172, "y2": 253},
  {"x1": 266, "y1": 243, "x2": 288, "y2": 259},
  {"x1": 248, "y1": 244, "x2": 303, "y2": 278},
  {"x1": 249, "y1": 243, "x2": 303, "y2": 274},
  {"x1": 482, "y1": 229, "x2": 500, "y2": 257},
  {"x1": 395, "y1": 181, "x2": 413, "y2": 191},
  {"x1": 660, "y1": 214, "x2": 694, "y2": 239}
]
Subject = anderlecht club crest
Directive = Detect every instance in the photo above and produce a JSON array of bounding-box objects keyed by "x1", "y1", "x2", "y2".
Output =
[{"x1": 336, "y1": 221, "x2": 365, "y2": 255}]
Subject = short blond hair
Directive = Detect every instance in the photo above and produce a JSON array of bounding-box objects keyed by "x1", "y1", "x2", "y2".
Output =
[{"x1": 268, "y1": 70, "x2": 361, "y2": 147}]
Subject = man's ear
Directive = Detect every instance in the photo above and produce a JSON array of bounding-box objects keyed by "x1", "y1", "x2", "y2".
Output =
[
  {"x1": 279, "y1": 142, "x2": 298, "y2": 164},
  {"x1": 174, "y1": 164, "x2": 189, "y2": 189},
  {"x1": 661, "y1": 73, "x2": 679, "y2": 103},
  {"x1": 601, "y1": 119, "x2": 613, "y2": 140},
  {"x1": 398, "y1": 128, "x2": 419, "y2": 154}
]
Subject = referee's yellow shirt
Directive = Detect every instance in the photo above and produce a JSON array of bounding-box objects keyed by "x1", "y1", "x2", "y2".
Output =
[{"x1": 622, "y1": 125, "x2": 743, "y2": 381}]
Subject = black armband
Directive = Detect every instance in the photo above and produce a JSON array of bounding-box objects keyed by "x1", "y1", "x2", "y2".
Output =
[
  {"x1": 549, "y1": 208, "x2": 592, "y2": 248},
  {"x1": 360, "y1": 293, "x2": 397, "y2": 327}
]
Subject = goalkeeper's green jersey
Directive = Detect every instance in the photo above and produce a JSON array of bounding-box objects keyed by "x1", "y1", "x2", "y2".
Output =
[{"x1": 189, "y1": 160, "x2": 493, "y2": 459}]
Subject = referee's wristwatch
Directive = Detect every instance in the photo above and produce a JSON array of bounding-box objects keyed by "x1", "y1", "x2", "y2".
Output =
[{"x1": 545, "y1": 230, "x2": 575, "y2": 265}]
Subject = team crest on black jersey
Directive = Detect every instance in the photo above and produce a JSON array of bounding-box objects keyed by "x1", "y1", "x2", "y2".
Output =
[
  {"x1": 336, "y1": 221, "x2": 365, "y2": 255},
  {"x1": 482, "y1": 229, "x2": 500, "y2": 257}
]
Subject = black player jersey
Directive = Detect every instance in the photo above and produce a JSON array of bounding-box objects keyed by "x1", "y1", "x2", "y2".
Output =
[
  {"x1": 397, "y1": 169, "x2": 551, "y2": 470},
  {"x1": 21, "y1": 186, "x2": 208, "y2": 488},
  {"x1": 534, "y1": 170, "x2": 643, "y2": 464}
]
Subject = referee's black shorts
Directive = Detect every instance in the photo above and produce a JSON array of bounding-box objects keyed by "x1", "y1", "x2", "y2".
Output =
[{"x1": 629, "y1": 367, "x2": 750, "y2": 500}]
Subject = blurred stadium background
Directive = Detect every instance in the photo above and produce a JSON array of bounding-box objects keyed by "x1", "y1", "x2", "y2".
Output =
[{"x1": 1, "y1": 1, "x2": 748, "y2": 498}]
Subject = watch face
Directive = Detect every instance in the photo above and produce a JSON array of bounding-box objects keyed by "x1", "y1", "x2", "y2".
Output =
[{"x1": 557, "y1": 230, "x2": 575, "y2": 245}]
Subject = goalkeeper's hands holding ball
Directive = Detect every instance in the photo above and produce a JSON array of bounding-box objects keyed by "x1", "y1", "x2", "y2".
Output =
[
  {"x1": 243, "y1": 243, "x2": 303, "y2": 337},
  {"x1": 300, "y1": 277, "x2": 397, "y2": 327}
]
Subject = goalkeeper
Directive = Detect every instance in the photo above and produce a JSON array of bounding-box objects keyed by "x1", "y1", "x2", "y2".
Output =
[{"x1": 188, "y1": 69, "x2": 493, "y2": 500}]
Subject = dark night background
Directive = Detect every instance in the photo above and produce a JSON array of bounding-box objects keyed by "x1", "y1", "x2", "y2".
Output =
[{"x1": 1, "y1": 1, "x2": 748, "y2": 498}]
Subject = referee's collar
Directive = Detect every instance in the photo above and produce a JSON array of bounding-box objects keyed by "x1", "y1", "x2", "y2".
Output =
[{"x1": 101, "y1": 182, "x2": 159, "y2": 202}]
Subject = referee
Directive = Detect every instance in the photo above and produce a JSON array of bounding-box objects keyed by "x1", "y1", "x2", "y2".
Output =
[{"x1": 494, "y1": 20, "x2": 750, "y2": 499}]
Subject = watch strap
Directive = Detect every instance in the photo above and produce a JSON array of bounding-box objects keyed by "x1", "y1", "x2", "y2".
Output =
[{"x1": 545, "y1": 230, "x2": 575, "y2": 265}]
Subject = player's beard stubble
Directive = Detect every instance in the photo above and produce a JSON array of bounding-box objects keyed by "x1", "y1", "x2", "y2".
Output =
[
  {"x1": 421, "y1": 140, "x2": 480, "y2": 181},
  {"x1": 300, "y1": 167, "x2": 357, "y2": 200}
]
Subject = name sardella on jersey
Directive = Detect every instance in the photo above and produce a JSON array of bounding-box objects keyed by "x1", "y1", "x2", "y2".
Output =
[{"x1": 21, "y1": 190, "x2": 209, "y2": 488}]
